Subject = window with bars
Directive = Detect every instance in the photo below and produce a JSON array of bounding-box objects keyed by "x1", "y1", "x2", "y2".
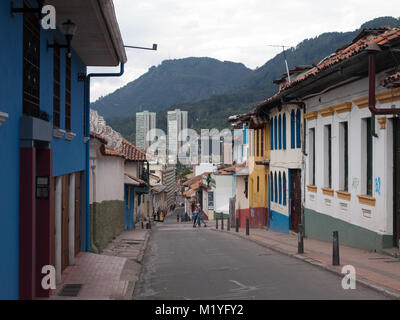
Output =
[
  {"x1": 53, "y1": 40, "x2": 61, "y2": 128},
  {"x1": 23, "y1": 6, "x2": 41, "y2": 117},
  {"x1": 270, "y1": 172, "x2": 274, "y2": 202},
  {"x1": 296, "y1": 109, "x2": 301, "y2": 148},
  {"x1": 270, "y1": 120, "x2": 274, "y2": 150},
  {"x1": 261, "y1": 127, "x2": 264, "y2": 157},
  {"x1": 283, "y1": 172, "x2": 287, "y2": 206},
  {"x1": 283, "y1": 113, "x2": 286, "y2": 150},
  {"x1": 366, "y1": 118, "x2": 373, "y2": 196},
  {"x1": 309, "y1": 128, "x2": 316, "y2": 186},
  {"x1": 256, "y1": 129, "x2": 259, "y2": 157},
  {"x1": 339, "y1": 122, "x2": 349, "y2": 191},
  {"x1": 65, "y1": 54, "x2": 72, "y2": 131},
  {"x1": 324, "y1": 124, "x2": 332, "y2": 188},
  {"x1": 291, "y1": 110, "x2": 295, "y2": 149},
  {"x1": 278, "y1": 114, "x2": 282, "y2": 150}
]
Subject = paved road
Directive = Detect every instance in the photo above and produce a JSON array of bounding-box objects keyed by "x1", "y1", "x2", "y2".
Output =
[{"x1": 133, "y1": 216, "x2": 388, "y2": 300}]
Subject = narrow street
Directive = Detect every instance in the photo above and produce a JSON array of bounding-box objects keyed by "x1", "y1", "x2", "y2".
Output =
[{"x1": 133, "y1": 216, "x2": 389, "y2": 300}]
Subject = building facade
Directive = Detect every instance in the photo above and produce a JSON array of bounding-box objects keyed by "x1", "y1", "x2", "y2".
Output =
[
  {"x1": 266, "y1": 105, "x2": 303, "y2": 233},
  {"x1": 168, "y1": 109, "x2": 188, "y2": 163},
  {"x1": 136, "y1": 110, "x2": 156, "y2": 150},
  {"x1": 0, "y1": 0, "x2": 126, "y2": 299}
]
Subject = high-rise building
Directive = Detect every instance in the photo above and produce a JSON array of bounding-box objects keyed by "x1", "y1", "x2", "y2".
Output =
[
  {"x1": 136, "y1": 111, "x2": 156, "y2": 150},
  {"x1": 167, "y1": 109, "x2": 188, "y2": 163}
]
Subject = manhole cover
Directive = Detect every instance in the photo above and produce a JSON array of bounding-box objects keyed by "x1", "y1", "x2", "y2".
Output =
[{"x1": 58, "y1": 284, "x2": 83, "y2": 297}]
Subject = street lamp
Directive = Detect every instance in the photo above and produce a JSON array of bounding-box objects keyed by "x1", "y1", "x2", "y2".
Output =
[
  {"x1": 124, "y1": 44, "x2": 158, "y2": 51},
  {"x1": 47, "y1": 19, "x2": 77, "y2": 59}
]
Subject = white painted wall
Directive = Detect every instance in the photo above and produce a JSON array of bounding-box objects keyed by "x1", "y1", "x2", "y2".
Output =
[
  {"x1": 90, "y1": 139, "x2": 125, "y2": 203},
  {"x1": 270, "y1": 105, "x2": 303, "y2": 169},
  {"x1": 235, "y1": 175, "x2": 249, "y2": 212},
  {"x1": 213, "y1": 174, "x2": 235, "y2": 213},
  {"x1": 304, "y1": 71, "x2": 396, "y2": 236}
]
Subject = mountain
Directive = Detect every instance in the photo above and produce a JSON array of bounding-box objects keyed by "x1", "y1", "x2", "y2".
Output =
[
  {"x1": 168, "y1": 16, "x2": 400, "y2": 132},
  {"x1": 91, "y1": 57, "x2": 253, "y2": 119},
  {"x1": 105, "y1": 16, "x2": 400, "y2": 143}
]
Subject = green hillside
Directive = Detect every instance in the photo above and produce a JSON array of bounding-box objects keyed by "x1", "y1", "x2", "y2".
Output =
[
  {"x1": 106, "y1": 16, "x2": 400, "y2": 143},
  {"x1": 91, "y1": 57, "x2": 253, "y2": 119}
]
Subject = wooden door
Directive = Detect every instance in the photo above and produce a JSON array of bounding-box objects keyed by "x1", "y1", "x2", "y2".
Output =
[
  {"x1": 61, "y1": 175, "x2": 70, "y2": 271},
  {"x1": 75, "y1": 172, "x2": 81, "y2": 255},
  {"x1": 290, "y1": 169, "x2": 302, "y2": 233},
  {"x1": 394, "y1": 119, "x2": 400, "y2": 247}
]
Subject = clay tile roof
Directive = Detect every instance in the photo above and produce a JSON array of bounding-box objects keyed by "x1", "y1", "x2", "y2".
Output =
[
  {"x1": 183, "y1": 188, "x2": 196, "y2": 197},
  {"x1": 90, "y1": 131, "x2": 108, "y2": 145},
  {"x1": 124, "y1": 172, "x2": 147, "y2": 186},
  {"x1": 256, "y1": 26, "x2": 400, "y2": 110},
  {"x1": 381, "y1": 71, "x2": 400, "y2": 88},
  {"x1": 183, "y1": 172, "x2": 210, "y2": 186},
  {"x1": 121, "y1": 138, "x2": 147, "y2": 161},
  {"x1": 217, "y1": 161, "x2": 247, "y2": 175},
  {"x1": 102, "y1": 146, "x2": 125, "y2": 158},
  {"x1": 149, "y1": 173, "x2": 161, "y2": 183}
]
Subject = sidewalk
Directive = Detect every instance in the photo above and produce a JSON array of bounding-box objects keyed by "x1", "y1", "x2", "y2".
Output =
[
  {"x1": 49, "y1": 228, "x2": 150, "y2": 300},
  {"x1": 211, "y1": 223, "x2": 400, "y2": 299}
]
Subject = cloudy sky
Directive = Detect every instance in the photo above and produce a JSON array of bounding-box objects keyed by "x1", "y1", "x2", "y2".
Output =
[{"x1": 89, "y1": 0, "x2": 400, "y2": 102}]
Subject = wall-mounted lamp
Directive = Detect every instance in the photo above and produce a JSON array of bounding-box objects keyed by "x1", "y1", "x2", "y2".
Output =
[
  {"x1": 10, "y1": 0, "x2": 44, "y2": 17},
  {"x1": 47, "y1": 19, "x2": 77, "y2": 59}
]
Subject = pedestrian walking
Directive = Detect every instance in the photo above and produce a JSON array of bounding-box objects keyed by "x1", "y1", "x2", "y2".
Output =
[
  {"x1": 157, "y1": 208, "x2": 161, "y2": 222},
  {"x1": 197, "y1": 207, "x2": 207, "y2": 227},
  {"x1": 192, "y1": 207, "x2": 198, "y2": 228}
]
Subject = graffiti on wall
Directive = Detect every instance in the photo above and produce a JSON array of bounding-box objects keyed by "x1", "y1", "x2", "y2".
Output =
[{"x1": 375, "y1": 177, "x2": 381, "y2": 196}]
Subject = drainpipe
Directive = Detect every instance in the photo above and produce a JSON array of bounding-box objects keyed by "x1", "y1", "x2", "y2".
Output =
[
  {"x1": 367, "y1": 43, "x2": 400, "y2": 139},
  {"x1": 84, "y1": 63, "x2": 125, "y2": 252}
]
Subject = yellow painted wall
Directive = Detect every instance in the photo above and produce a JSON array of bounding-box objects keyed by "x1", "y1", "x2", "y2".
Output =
[{"x1": 249, "y1": 123, "x2": 270, "y2": 209}]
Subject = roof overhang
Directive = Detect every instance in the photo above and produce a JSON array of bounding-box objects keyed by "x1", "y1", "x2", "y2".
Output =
[
  {"x1": 124, "y1": 175, "x2": 140, "y2": 186},
  {"x1": 46, "y1": 0, "x2": 127, "y2": 66},
  {"x1": 256, "y1": 41, "x2": 400, "y2": 114}
]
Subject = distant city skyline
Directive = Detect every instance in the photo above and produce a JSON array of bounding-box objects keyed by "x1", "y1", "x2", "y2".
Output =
[{"x1": 136, "y1": 111, "x2": 156, "y2": 150}]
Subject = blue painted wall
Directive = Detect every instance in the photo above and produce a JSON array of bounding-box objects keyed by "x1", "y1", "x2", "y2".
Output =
[
  {"x1": 0, "y1": 0, "x2": 23, "y2": 300},
  {"x1": 0, "y1": 0, "x2": 87, "y2": 299},
  {"x1": 268, "y1": 210, "x2": 290, "y2": 234},
  {"x1": 40, "y1": 28, "x2": 86, "y2": 177}
]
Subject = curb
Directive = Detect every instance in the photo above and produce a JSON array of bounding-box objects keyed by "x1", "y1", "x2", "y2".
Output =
[
  {"x1": 211, "y1": 228, "x2": 400, "y2": 300},
  {"x1": 124, "y1": 229, "x2": 152, "y2": 300}
]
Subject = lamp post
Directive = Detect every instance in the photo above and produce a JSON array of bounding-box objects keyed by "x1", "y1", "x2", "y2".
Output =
[{"x1": 47, "y1": 19, "x2": 77, "y2": 59}]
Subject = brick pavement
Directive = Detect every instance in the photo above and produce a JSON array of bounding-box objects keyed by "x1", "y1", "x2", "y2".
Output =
[{"x1": 48, "y1": 229, "x2": 149, "y2": 300}]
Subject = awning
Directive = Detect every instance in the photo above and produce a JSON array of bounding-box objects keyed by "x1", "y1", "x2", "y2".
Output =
[
  {"x1": 46, "y1": 0, "x2": 127, "y2": 66},
  {"x1": 124, "y1": 175, "x2": 140, "y2": 186}
]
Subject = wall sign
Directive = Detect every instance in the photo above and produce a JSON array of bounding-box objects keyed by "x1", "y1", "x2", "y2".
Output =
[{"x1": 36, "y1": 176, "x2": 49, "y2": 199}]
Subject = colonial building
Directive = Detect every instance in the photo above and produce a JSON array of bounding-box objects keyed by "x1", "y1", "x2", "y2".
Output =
[
  {"x1": 256, "y1": 27, "x2": 400, "y2": 252},
  {"x1": 254, "y1": 99, "x2": 304, "y2": 233},
  {"x1": 90, "y1": 110, "x2": 149, "y2": 252},
  {"x1": 229, "y1": 111, "x2": 270, "y2": 228},
  {"x1": 0, "y1": 0, "x2": 126, "y2": 299}
]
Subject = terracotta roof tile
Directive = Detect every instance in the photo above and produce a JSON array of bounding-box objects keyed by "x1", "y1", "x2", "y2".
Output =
[
  {"x1": 381, "y1": 71, "x2": 400, "y2": 88},
  {"x1": 256, "y1": 27, "x2": 400, "y2": 109},
  {"x1": 124, "y1": 172, "x2": 147, "y2": 186},
  {"x1": 121, "y1": 138, "x2": 147, "y2": 161}
]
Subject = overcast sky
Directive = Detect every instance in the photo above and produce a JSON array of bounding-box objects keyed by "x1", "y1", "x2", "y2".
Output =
[{"x1": 89, "y1": 0, "x2": 400, "y2": 102}]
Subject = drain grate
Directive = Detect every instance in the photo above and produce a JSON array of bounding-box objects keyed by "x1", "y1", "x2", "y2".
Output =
[{"x1": 58, "y1": 284, "x2": 83, "y2": 297}]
